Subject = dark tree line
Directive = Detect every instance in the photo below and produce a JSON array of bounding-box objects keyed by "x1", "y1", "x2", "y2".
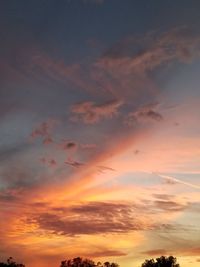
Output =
[
  {"x1": 0, "y1": 256, "x2": 180, "y2": 267},
  {"x1": 60, "y1": 257, "x2": 119, "y2": 267},
  {"x1": 0, "y1": 257, "x2": 25, "y2": 267},
  {"x1": 141, "y1": 256, "x2": 179, "y2": 267}
]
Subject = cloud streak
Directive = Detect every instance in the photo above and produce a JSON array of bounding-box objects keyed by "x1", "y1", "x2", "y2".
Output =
[
  {"x1": 70, "y1": 99, "x2": 123, "y2": 124},
  {"x1": 125, "y1": 103, "x2": 163, "y2": 126},
  {"x1": 155, "y1": 173, "x2": 200, "y2": 190}
]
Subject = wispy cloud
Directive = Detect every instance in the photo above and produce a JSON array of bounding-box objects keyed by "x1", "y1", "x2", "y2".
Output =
[
  {"x1": 65, "y1": 158, "x2": 85, "y2": 168},
  {"x1": 141, "y1": 249, "x2": 167, "y2": 256},
  {"x1": 142, "y1": 247, "x2": 200, "y2": 257},
  {"x1": 84, "y1": 249, "x2": 127, "y2": 258},
  {"x1": 155, "y1": 173, "x2": 200, "y2": 190},
  {"x1": 125, "y1": 103, "x2": 163, "y2": 126},
  {"x1": 99, "y1": 27, "x2": 200, "y2": 72},
  {"x1": 70, "y1": 99, "x2": 123, "y2": 124},
  {"x1": 30, "y1": 119, "x2": 58, "y2": 142}
]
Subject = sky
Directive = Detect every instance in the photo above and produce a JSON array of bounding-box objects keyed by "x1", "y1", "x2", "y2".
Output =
[{"x1": 0, "y1": 1, "x2": 200, "y2": 267}]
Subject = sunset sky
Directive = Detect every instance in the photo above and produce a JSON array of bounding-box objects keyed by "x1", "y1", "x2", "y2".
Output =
[{"x1": 0, "y1": 1, "x2": 200, "y2": 267}]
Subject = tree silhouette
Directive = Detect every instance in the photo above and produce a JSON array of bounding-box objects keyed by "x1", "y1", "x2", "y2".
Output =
[
  {"x1": 141, "y1": 256, "x2": 180, "y2": 267},
  {"x1": 0, "y1": 255, "x2": 180, "y2": 267},
  {"x1": 103, "y1": 262, "x2": 119, "y2": 267},
  {"x1": 60, "y1": 257, "x2": 118, "y2": 267},
  {"x1": 60, "y1": 257, "x2": 95, "y2": 267},
  {"x1": 0, "y1": 257, "x2": 25, "y2": 267}
]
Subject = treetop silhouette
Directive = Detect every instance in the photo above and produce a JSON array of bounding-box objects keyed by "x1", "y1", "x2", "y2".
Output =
[
  {"x1": 0, "y1": 257, "x2": 25, "y2": 267},
  {"x1": 0, "y1": 255, "x2": 180, "y2": 267},
  {"x1": 141, "y1": 256, "x2": 180, "y2": 267},
  {"x1": 60, "y1": 257, "x2": 119, "y2": 267}
]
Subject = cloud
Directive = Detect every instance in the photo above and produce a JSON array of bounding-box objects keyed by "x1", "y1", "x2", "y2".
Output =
[
  {"x1": 30, "y1": 119, "x2": 58, "y2": 141},
  {"x1": 141, "y1": 249, "x2": 167, "y2": 256},
  {"x1": 58, "y1": 140, "x2": 96, "y2": 152},
  {"x1": 97, "y1": 165, "x2": 115, "y2": 173},
  {"x1": 80, "y1": 143, "x2": 97, "y2": 149},
  {"x1": 154, "y1": 200, "x2": 188, "y2": 212},
  {"x1": 49, "y1": 159, "x2": 57, "y2": 167},
  {"x1": 43, "y1": 136, "x2": 54, "y2": 145},
  {"x1": 70, "y1": 99, "x2": 123, "y2": 124},
  {"x1": 146, "y1": 194, "x2": 197, "y2": 214},
  {"x1": 65, "y1": 158, "x2": 85, "y2": 168},
  {"x1": 29, "y1": 202, "x2": 163, "y2": 236},
  {"x1": 125, "y1": 103, "x2": 163, "y2": 126},
  {"x1": 163, "y1": 177, "x2": 178, "y2": 185},
  {"x1": 11, "y1": 27, "x2": 199, "y2": 106},
  {"x1": 25, "y1": 201, "x2": 186, "y2": 237},
  {"x1": 85, "y1": 249, "x2": 127, "y2": 258},
  {"x1": 0, "y1": 165, "x2": 37, "y2": 189},
  {"x1": 152, "y1": 194, "x2": 174, "y2": 201},
  {"x1": 8, "y1": 27, "x2": 199, "y2": 105},
  {"x1": 90, "y1": 27, "x2": 200, "y2": 102},
  {"x1": 58, "y1": 140, "x2": 78, "y2": 152},
  {"x1": 134, "y1": 149, "x2": 140, "y2": 155},
  {"x1": 0, "y1": 190, "x2": 20, "y2": 203},
  {"x1": 135, "y1": 108, "x2": 163, "y2": 122},
  {"x1": 65, "y1": 142, "x2": 77, "y2": 149},
  {"x1": 142, "y1": 247, "x2": 200, "y2": 257},
  {"x1": 156, "y1": 173, "x2": 200, "y2": 189},
  {"x1": 181, "y1": 247, "x2": 200, "y2": 256},
  {"x1": 25, "y1": 49, "x2": 103, "y2": 97},
  {"x1": 99, "y1": 27, "x2": 200, "y2": 72}
]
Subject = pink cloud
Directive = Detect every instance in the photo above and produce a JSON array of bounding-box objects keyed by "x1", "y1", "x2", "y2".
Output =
[
  {"x1": 125, "y1": 103, "x2": 163, "y2": 126},
  {"x1": 70, "y1": 99, "x2": 123, "y2": 124},
  {"x1": 30, "y1": 119, "x2": 58, "y2": 141},
  {"x1": 97, "y1": 27, "x2": 200, "y2": 73},
  {"x1": 43, "y1": 136, "x2": 54, "y2": 145}
]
